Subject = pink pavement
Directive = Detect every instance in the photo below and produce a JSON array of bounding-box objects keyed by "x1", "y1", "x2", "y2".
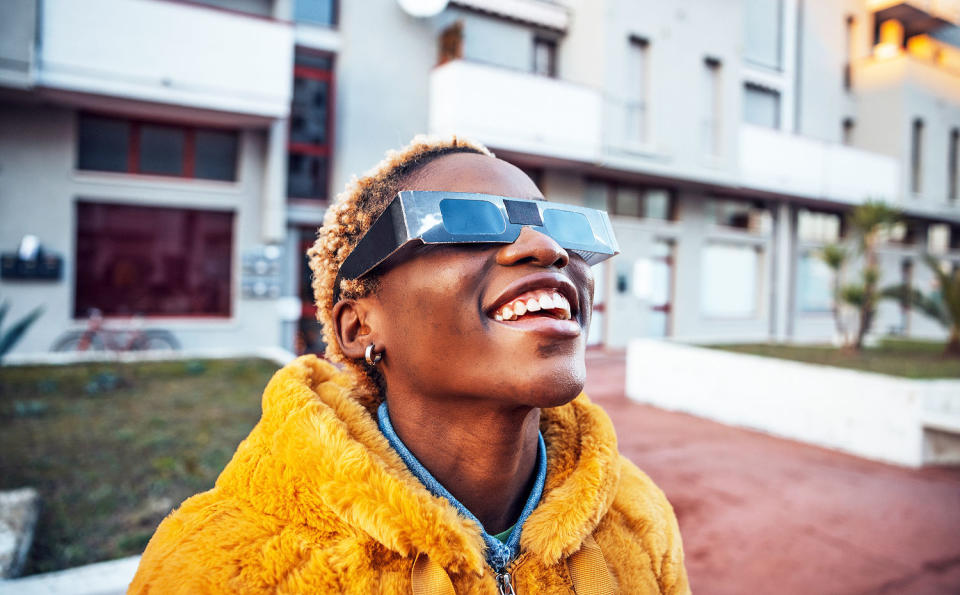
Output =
[{"x1": 584, "y1": 348, "x2": 960, "y2": 595}]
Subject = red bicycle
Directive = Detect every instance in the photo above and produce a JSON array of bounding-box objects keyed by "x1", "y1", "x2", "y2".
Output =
[{"x1": 52, "y1": 309, "x2": 180, "y2": 352}]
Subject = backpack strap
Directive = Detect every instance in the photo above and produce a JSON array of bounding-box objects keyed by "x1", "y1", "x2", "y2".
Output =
[
  {"x1": 411, "y1": 552, "x2": 456, "y2": 595},
  {"x1": 566, "y1": 534, "x2": 617, "y2": 595}
]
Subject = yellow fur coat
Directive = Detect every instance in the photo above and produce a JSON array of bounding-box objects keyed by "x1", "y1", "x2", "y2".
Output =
[{"x1": 129, "y1": 356, "x2": 690, "y2": 594}]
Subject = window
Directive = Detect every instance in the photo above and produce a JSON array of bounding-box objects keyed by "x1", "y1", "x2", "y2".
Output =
[
  {"x1": 77, "y1": 114, "x2": 238, "y2": 181},
  {"x1": 886, "y1": 220, "x2": 920, "y2": 245},
  {"x1": 743, "y1": 83, "x2": 780, "y2": 129},
  {"x1": 533, "y1": 37, "x2": 557, "y2": 77},
  {"x1": 911, "y1": 118, "x2": 924, "y2": 194},
  {"x1": 744, "y1": 0, "x2": 783, "y2": 69},
  {"x1": 626, "y1": 36, "x2": 650, "y2": 144},
  {"x1": 706, "y1": 198, "x2": 772, "y2": 234},
  {"x1": 797, "y1": 251, "x2": 834, "y2": 313},
  {"x1": 798, "y1": 209, "x2": 841, "y2": 243},
  {"x1": 844, "y1": 15, "x2": 856, "y2": 91},
  {"x1": 288, "y1": 49, "x2": 335, "y2": 200},
  {"x1": 702, "y1": 57, "x2": 722, "y2": 157},
  {"x1": 928, "y1": 223, "x2": 950, "y2": 254},
  {"x1": 75, "y1": 202, "x2": 233, "y2": 317},
  {"x1": 191, "y1": 0, "x2": 272, "y2": 17},
  {"x1": 294, "y1": 0, "x2": 337, "y2": 26},
  {"x1": 949, "y1": 128, "x2": 958, "y2": 202},
  {"x1": 701, "y1": 243, "x2": 762, "y2": 317},
  {"x1": 842, "y1": 118, "x2": 855, "y2": 146},
  {"x1": 610, "y1": 185, "x2": 676, "y2": 220}
]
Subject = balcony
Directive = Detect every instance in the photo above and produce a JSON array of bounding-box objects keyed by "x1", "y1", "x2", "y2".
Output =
[
  {"x1": 35, "y1": 0, "x2": 293, "y2": 119},
  {"x1": 450, "y1": 0, "x2": 569, "y2": 31},
  {"x1": 868, "y1": 1, "x2": 960, "y2": 29},
  {"x1": 859, "y1": 44, "x2": 960, "y2": 100},
  {"x1": 738, "y1": 124, "x2": 900, "y2": 205},
  {"x1": 429, "y1": 60, "x2": 602, "y2": 162}
]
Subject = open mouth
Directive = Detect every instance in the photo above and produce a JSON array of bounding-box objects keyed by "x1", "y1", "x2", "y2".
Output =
[{"x1": 491, "y1": 288, "x2": 573, "y2": 322}]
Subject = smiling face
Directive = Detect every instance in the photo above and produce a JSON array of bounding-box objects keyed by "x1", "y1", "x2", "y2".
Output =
[{"x1": 348, "y1": 153, "x2": 594, "y2": 409}]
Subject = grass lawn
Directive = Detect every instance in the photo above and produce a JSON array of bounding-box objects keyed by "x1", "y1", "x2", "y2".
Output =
[
  {"x1": 707, "y1": 339, "x2": 960, "y2": 379},
  {"x1": 0, "y1": 358, "x2": 278, "y2": 574}
]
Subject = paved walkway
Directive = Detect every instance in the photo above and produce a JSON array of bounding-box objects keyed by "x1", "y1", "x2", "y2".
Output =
[{"x1": 584, "y1": 349, "x2": 960, "y2": 595}]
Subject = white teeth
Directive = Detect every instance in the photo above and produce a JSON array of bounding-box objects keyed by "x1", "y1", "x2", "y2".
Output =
[{"x1": 493, "y1": 289, "x2": 575, "y2": 322}]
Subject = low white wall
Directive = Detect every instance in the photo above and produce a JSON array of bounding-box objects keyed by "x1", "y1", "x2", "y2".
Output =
[
  {"x1": 0, "y1": 555, "x2": 139, "y2": 595},
  {"x1": 626, "y1": 339, "x2": 960, "y2": 467},
  {"x1": 3, "y1": 346, "x2": 296, "y2": 368}
]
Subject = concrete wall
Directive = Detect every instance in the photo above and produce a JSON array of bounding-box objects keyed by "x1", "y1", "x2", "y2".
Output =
[
  {"x1": 795, "y1": 0, "x2": 859, "y2": 143},
  {"x1": 0, "y1": 102, "x2": 285, "y2": 354},
  {"x1": 855, "y1": 57, "x2": 960, "y2": 213},
  {"x1": 626, "y1": 339, "x2": 960, "y2": 467},
  {"x1": 595, "y1": 0, "x2": 743, "y2": 185},
  {"x1": 328, "y1": 0, "x2": 436, "y2": 197}
]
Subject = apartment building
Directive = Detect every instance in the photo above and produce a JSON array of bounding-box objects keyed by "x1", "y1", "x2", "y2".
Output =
[{"x1": 1, "y1": 0, "x2": 958, "y2": 357}]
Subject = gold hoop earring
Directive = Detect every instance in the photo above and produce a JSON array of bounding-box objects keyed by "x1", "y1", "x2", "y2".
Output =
[{"x1": 365, "y1": 344, "x2": 382, "y2": 366}]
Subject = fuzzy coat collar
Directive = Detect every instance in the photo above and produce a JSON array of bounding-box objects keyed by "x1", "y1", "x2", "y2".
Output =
[{"x1": 216, "y1": 355, "x2": 622, "y2": 578}]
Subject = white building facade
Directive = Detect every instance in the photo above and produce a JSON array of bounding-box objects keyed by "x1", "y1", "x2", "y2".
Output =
[{"x1": 1, "y1": 0, "x2": 959, "y2": 356}]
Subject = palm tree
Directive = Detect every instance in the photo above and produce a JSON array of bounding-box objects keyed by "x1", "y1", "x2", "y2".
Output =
[
  {"x1": 849, "y1": 202, "x2": 901, "y2": 350},
  {"x1": 819, "y1": 243, "x2": 849, "y2": 346},
  {"x1": 883, "y1": 255, "x2": 960, "y2": 357},
  {"x1": 819, "y1": 201, "x2": 901, "y2": 351}
]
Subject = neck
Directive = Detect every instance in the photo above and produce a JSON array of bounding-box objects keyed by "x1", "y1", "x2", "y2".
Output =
[{"x1": 385, "y1": 394, "x2": 541, "y2": 535}]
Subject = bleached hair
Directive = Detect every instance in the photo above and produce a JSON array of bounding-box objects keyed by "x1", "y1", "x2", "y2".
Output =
[{"x1": 307, "y1": 134, "x2": 493, "y2": 394}]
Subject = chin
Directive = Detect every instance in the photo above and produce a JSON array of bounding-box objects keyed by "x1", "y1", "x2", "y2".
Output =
[{"x1": 521, "y1": 357, "x2": 587, "y2": 409}]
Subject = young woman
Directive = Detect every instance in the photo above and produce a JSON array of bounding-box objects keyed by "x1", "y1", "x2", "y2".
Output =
[{"x1": 130, "y1": 136, "x2": 689, "y2": 594}]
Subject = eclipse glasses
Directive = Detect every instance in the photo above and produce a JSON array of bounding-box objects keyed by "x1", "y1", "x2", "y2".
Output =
[{"x1": 334, "y1": 191, "x2": 620, "y2": 300}]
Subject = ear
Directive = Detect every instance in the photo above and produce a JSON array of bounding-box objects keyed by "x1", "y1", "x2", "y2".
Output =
[{"x1": 332, "y1": 298, "x2": 378, "y2": 361}]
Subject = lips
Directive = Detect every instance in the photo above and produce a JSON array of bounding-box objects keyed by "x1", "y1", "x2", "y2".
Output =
[{"x1": 486, "y1": 273, "x2": 580, "y2": 325}]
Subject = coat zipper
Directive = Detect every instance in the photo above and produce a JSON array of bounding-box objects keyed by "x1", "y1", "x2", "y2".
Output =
[
  {"x1": 495, "y1": 570, "x2": 516, "y2": 595},
  {"x1": 494, "y1": 557, "x2": 522, "y2": 595}
]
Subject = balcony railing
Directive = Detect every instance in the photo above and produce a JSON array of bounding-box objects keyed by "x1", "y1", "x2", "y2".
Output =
[
  {"x1": 35, "y1": 0, "x2": 294, "y2": 118},
  {"x1": 429, "y1": 60, "x2": 602, "y2": 162},
  {"x1": 739, "y1": 124, "x2": 900, "y2": 205},
  {"x1": 867, "y1": 0, "x2": 960, "y2": 27}
]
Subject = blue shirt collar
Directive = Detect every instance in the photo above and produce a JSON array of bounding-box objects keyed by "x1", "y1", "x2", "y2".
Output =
[{"x1": 376, "y1": 401, "x2": 547, "y2": 572}]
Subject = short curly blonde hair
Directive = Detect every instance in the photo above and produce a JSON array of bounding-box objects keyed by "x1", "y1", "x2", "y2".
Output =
[{"x1": 307, "y1": 135, "x2": 493, "y2": 393}]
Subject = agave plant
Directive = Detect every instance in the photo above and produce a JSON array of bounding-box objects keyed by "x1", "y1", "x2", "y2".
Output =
[
  {"x1": 883, "y1": 255, "x2": 960, "y2": 356},
  {"x1": 0, "y1": 300, "x2": 44, "y2": 364}
]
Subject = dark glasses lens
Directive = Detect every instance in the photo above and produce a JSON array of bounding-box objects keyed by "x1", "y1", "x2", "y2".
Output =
[
  {"x1": 439, "y1": 199, "x2": 507, "y2": 235},
  {"x1": 542, "y1": 209, "x2": 594, "y2": 246}
]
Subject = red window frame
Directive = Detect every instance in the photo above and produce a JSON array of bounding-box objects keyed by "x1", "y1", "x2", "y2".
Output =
[
  {"x1": 78, "y1": 112, "x2": 238, "y2": 181},
  {"x1": 287, "y1": 48, "x2": 336, "y2": 201}
]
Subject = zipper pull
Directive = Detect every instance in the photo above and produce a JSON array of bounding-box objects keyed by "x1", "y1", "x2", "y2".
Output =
[{"x1": 496, "y1": 571, "x2": 517, "y2": 595}]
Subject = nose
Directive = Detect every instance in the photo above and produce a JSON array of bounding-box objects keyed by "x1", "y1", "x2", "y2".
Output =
[{"x1": 495, "y1": 226, "x2": 570, "y2": 269}]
